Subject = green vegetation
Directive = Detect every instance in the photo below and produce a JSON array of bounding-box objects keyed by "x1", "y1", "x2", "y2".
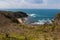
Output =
[{"x1": 0, "y1": 24, "x2": 60, "y2": 40}]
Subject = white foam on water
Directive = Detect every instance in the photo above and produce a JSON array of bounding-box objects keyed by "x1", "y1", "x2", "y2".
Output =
[
  {"x1": 28, "y1": 13, "x2": 36, "y2": 17},
  {"x1": 31, "y1": 19, "x2": 53, "y2": 25}
]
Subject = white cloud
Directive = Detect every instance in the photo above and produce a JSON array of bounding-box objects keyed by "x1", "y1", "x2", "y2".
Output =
[
  {"x1": 0, "y1": 0, "x2": 60, "y2": 9},
  {"x1": 47, "y1": 4, "x2": 60, "y2": 9},
  {"x1": 0, "y1": 1, "x2": 9, "y2": 8},
  {"x1": 0, "y1": 0, "x2": 48, "y2": 9},
  {"x1": 47, "y1": 0, "x2": 60, "y2": 9},
  {"x1": 19, "y1": 0, "x2": 47, "y2": 9}
]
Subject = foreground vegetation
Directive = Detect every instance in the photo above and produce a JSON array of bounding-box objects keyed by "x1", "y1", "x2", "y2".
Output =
[{"x1": 0, "y1": 24, "x2": 60, "y2": 40}]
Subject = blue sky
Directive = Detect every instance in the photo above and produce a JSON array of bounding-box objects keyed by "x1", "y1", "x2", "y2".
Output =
[{"x1": 0, "y1": 0, "x2": 60, "y2": 9}]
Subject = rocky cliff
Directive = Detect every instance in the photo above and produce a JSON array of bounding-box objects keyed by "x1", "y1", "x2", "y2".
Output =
[
  {"x1": 0, "y1": 11, "x2": 28, "y2": 33},
  {"x1": 0, "y1": 11, "x2": 28, "y2": 25}
]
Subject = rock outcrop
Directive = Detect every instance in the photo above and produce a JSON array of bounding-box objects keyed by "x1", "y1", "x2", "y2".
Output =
[
  {"x1": 0, "y1": 11, "x2": 28, "y2": 34},
  {"x1": 0, "y1": 11, "x2": 28, "y2": 24}
]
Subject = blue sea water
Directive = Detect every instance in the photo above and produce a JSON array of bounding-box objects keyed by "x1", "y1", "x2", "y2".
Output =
[{"x1": 1, "y1": 9, "x2": 60, "y2": 24}]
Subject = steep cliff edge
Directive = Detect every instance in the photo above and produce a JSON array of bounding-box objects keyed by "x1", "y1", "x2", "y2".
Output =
[
  {"x1": 0, "y1": 11, "x2": 28, "y2": 33},
  {"x1": 0, "y1": 11, "x2": 28, "y2": 25}
]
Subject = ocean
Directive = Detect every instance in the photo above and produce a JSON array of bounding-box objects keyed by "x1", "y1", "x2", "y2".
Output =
[{"x1": 1, "y1": 9, "x2": 60, "y2": 24}]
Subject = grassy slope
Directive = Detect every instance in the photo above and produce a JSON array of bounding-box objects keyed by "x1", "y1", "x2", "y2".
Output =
[{"x1": 0, "y1": 24, "x2": 60, "y2": 40}]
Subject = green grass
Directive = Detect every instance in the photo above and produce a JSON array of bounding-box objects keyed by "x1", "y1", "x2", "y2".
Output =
[{"x1": 0, "y1": 24, "x2": 60, "y2": 40}]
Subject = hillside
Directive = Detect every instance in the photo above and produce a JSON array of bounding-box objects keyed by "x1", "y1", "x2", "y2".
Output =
[
  {"x1": 0, "y1": 11, "x2": 28, "y2": 25},
  {"x1": 0, "y1": 11, "x2": 60, "y2": 40},
  {"x1": 0, "y1": 11, "x2": 28, "y2": 35}
]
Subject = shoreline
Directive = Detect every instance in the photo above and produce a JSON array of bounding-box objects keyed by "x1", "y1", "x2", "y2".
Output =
[{"x1": 25, "y1": 19, "x2": 54, "y2": 25}]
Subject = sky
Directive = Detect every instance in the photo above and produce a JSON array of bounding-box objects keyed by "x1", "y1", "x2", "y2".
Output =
[{"x1": 0, "y1": 0, "x2": 60, "y2": 9}]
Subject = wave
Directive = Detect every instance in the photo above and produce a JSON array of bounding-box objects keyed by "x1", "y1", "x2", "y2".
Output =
[
  {"x1": 28, "y1": 13, "x2": 37, "y2": 17},
  {"x1": 31, "y1": 19, "x2": 53, "y2": 25},
  {"x1": 26, "y1": 13, "x2": 54, "y2": 25}
]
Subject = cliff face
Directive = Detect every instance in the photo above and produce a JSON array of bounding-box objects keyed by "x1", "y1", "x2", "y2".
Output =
[
  {"x1": 0, "y1": 11, "x2": 28, "y2": 34},
  {"x1": 0, "y1": 11, "x2": 28, "y2": 18},
  {"x1": 0, "y1": 11, "x2": 28, "y2": 26}
]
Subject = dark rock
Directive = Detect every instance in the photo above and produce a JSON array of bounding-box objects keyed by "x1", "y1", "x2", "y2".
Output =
[
  {"x1": 14, "y1": 11, "x2": 28, "y2": 18},
  {"x1": 0, "y1": 11, "x2": 28, "y2": 24},
  {"x1": 0, "y1": 11, "x2": 28, "y2": 34}
]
